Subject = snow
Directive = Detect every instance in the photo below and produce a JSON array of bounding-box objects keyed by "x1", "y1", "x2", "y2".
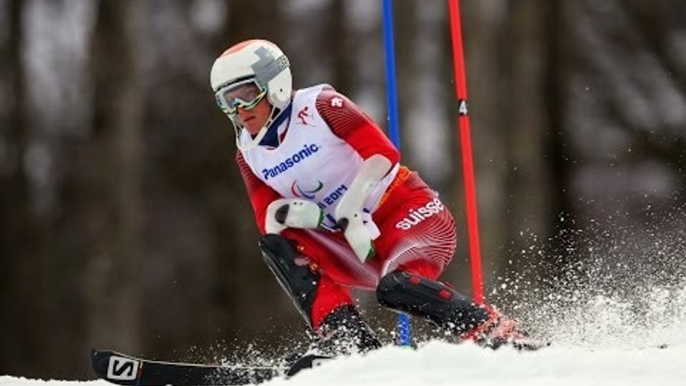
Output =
[
  {"x1": 269, "y1": 342, "x2": 686, "y2": 386},
  {"x1": 3, "y1": 218, "x2": 685, "y2": 386},
  {"x1": 2, "y1": 341, "x2": 686, "y2": 386}
]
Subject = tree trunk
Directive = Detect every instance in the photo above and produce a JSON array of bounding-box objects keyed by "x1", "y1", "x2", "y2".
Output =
[
  {"x1": 86, "y1": 0, "x2": 144, "y2": 354},
  {"x1": 0, "y1": 0, "x2": 41, "y2": 375}
]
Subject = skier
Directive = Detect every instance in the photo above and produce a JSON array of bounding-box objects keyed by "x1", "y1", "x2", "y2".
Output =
[{"x1": 210, "y1": 39, "x2": 537, "y2": 357}]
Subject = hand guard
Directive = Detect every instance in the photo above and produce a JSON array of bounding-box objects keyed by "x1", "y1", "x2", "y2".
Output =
[
  {"x1": 335, "y1": 155, "x2": 392, "y2": 262},
  {"x1": 265, "y1": 198, "x2": 324, "y2": 235}
]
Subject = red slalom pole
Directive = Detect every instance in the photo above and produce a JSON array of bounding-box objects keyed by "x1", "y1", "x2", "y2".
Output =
[{"x1": 448, "y1": 0, "x2": 484, "y2": 303}]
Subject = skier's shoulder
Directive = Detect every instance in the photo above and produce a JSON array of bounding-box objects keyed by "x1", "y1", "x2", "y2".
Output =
[
  {"x1": 293, "y1": 83, "x2": 352, "y2": 108},
  {"x1": 296, "y1": 85, "x2": 361, "y2": 121},
  {"x1": 292, "y1": 83, "x2": 332, "y2": 104}
]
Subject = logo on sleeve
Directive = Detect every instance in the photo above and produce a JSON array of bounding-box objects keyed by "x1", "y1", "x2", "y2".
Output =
[
  {"x1": 395, "y1": 198, "x2": 445, "y2": 230},
  {"x1": 331, "y1": 97, "x2": 344, "y2": 108}
]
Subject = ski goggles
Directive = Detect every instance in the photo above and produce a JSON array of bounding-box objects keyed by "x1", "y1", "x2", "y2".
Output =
[{"x1": 215, "y1": 79, "x2": 267, "y2": 115}]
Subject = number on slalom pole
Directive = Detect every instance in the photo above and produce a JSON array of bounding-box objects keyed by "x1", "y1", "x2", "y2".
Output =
[{"x1": 458, "y1": 99, "x2": 469, "y2": 116}]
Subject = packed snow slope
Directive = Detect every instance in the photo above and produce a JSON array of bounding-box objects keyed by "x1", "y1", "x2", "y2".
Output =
[{"x1": 2, "y1": 341, "x2": 685, "y2": 386}]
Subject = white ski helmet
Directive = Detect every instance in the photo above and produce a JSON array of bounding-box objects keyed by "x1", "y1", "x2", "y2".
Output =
[{"x1": 210, "y1": 39, "x2": 292, "y2": 150}]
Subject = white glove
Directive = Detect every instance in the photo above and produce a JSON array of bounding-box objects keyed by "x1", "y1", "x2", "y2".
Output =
[
  {"x1": 335, "y1": 155, "x2": 392, "y2": 262},
  {"x1": 265, "y1": 198, "x2": 323, "y2": 234}
]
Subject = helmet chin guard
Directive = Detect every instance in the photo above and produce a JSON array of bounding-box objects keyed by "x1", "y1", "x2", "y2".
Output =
[{"x1": 210, "y1": 39, "x2": 292, "y2": 150}]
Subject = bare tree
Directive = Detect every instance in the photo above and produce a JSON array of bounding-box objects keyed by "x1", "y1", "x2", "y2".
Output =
[
  {"x1": 85, "y1": 0, "x2": 144, "y2": 354},
  {"x1": 0, "y1": 0, "x2": 40, "y2": 375}
]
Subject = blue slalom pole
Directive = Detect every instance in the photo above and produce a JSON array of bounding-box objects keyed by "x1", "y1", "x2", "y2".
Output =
[
  {"x1": 382, "y1": 0, "x2": 412, "y2": 347},
  {"x1": 382, "y1": 0, "x2": 402, "y2": 148}
]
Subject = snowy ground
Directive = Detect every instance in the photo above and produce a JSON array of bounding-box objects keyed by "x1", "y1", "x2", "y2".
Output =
[
  {"x1": 272, "y1": 342, "x2": 686, "y2": 386},
  {"x1": 2, "y1": 340, "x2": 686, "y2": 386},
  {"x1": 4, "y1": 225, "x2": 686, "y2": 386}
]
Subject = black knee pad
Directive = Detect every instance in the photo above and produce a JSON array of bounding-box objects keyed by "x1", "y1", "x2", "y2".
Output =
[
  {"x1": 260, "y1": 234, "x2": 320, "y2": 328},
  {"x1": 376, "y1": 271, "x2": 489, "y2": 334}
]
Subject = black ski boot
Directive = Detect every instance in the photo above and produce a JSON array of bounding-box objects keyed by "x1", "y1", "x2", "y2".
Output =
[
  {"x1": 286, "y1": 305, "x2": 381, "y2": 377},
  {"x1": 316, "y1": 305, "x2": 382, "y2": 356}
]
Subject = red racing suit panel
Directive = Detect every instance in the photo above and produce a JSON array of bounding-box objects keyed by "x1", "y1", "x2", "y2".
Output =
[
  {"x1": 236, "y1": 151, "x2": 281, "y2": 234},
  {"x1": 284, "y1": 170, "x2": 456, "y2": 287},
  {"x1": 370, "y1": 170, "x2": 456, "y2": 278}
]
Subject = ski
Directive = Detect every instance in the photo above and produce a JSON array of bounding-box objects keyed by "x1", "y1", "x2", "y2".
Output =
[{"x1": 91, "y1": 348, "x2": 285, "y2": 386}]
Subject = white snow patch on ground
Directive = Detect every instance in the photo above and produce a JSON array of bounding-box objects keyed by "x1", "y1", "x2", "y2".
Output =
[{"x1": 3, "y1": 341, "x2": 686, "y2": 386}]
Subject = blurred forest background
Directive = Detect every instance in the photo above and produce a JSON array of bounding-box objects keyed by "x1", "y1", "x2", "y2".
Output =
[{"x1": 2, "y1": 0, "x2": 686, "y2": 379}]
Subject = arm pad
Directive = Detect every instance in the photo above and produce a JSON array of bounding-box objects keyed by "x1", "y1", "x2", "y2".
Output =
[
  {"x1": 335, "y1": 155, "x2": 392, "y2": 261},
  {"x1": 335, "y1": 154, "x2": 392, "y2": 219}
]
